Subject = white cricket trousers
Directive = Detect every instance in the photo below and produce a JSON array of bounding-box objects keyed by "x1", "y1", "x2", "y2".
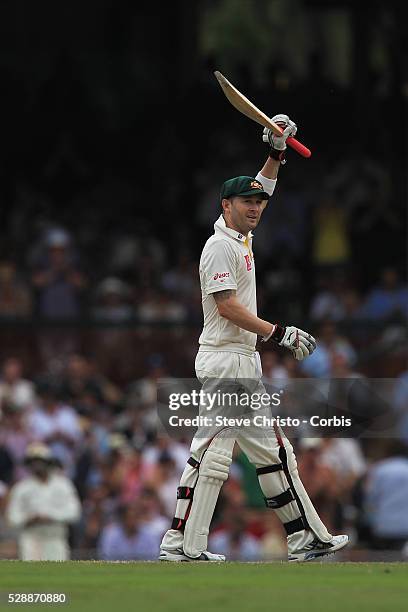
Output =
[{"x1": 160, "y1": 349, "x2": 331, "y2": 555}]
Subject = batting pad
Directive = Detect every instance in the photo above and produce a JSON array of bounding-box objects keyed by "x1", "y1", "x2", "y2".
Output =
[
  {"x1": 183, "y1": 437, "x2": 234, "y2": 558},
  {"x1": 257, "y1": 443, "x2": 332, "y2": 552}
]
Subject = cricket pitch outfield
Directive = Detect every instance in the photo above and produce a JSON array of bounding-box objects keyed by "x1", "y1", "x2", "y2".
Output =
[{"x1": 0, "y1": 561, "x2": 407, "y2": 612}]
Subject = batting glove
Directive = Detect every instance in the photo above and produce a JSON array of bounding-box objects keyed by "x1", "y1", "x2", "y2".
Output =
[
  {"x1": 262, "y1": 324, "x2": 316, "y2": 361},
  {"x1": 262, "y1": 114, "x2": 297, "y2": 164}
]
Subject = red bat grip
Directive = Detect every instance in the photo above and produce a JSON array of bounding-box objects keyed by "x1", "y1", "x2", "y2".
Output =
[{"x1": 287, "y1": 136, "x2": 311, "y2": 158}]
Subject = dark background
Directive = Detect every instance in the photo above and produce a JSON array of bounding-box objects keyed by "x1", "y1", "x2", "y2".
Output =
[{"x1": 0, "y1": 0, "x2": 406, "y2": 274}]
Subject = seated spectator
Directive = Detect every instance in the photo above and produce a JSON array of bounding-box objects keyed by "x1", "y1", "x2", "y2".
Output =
[
  {"x1": 297, "y1": 437, "x2": 339, "y2": 531},
  {"x1": 145, "y1": 451, "x2": 180, "y2": 517},
  {"x1": 0, "y1": 357, "x2": 35, "y2": 410},
  {"x1": 31, "y1": 228, "x2": 87, "y2": 319},
  {"x1": 210, "y1": 509, "x2": 261, "y2": 561},
  {"x1": 310, "y1": 273, "x2": 361, "y2": 322},
  {"x1": 137, "y1": 289, "x2": 187, "y2": 323},
  {"x1": 97, "y1": 503, "x2": 159, "y2": 560},
  {"x1": 61, "y1": 353, "x2": 122, "y2": 407},
  {"x1": 0, "y1": 399, "x2": 33, "y2": 480},
  {"x1": 329, "y1": 351, "x2": 363, "y2": 379},
  {"x1": 6, "y1": 443, "x2": 81, "y2": 561},
  {"x1": 0, "y1": 261, "x2": 32, "y2": 318},
  {"x1": 364, "y1": 440, "x2": 408, "y2": 550},
  {"x1": 137, "y1": 487, "x2": 168, "y2": 540},
  {"x1": 27, "y1": 379, "x2": 82, "y2": 475},
  {"x1": 359, "y1": 267, "x2": 408, "y2": 321},
  {"x1": 92, "y1": 277, "x2": 135, "y2": 322},
  {"x1": 320, "y1": 438, "x2": 366, "y2": 492},
  {"x1": 261, "y1": 351, "x2": 290, "y2": 384},
  {"x1": 101, "y1": 435, "x2": 145, "y2": 504},
  {"x1": 143, "y1": 433, "x2": 189, "y2": 475},
  {"x1": 161, "y1": 252, "x2": 196, "y2": 300},
  {"x1": 300, "y1": 321, "x2": 357, "y2": 378}
]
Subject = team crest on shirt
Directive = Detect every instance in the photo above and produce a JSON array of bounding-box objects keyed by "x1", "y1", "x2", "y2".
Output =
[{"x1": 244, "y1": 255, "x2": 252, "y2": 271}]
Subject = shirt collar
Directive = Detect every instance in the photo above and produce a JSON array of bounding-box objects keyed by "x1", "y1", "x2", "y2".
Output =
[{"x1": 214, "y1": 215, "x2": 253, "y2": 242}]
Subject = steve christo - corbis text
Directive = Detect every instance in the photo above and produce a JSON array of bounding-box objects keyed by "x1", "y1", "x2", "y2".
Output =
[{"x1": 167, "y1": 415, "x2": 352, "y2": 429}]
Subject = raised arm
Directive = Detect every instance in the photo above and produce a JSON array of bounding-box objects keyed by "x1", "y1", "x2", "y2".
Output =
[{"x1": 256, "y1": 113, "x2": 298, "y2": 186}]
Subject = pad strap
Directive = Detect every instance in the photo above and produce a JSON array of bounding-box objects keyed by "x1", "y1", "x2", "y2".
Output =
[
  {"x1": 177, "y1": 486, "x2": 194, "y2": 500},
  {"x1": 171, "y1": 517, "x2": 186, "y2": 531},
  {"x1": 256, "y1": 463, "x2": 283, "y2": 475},
  {"x1": 187, "y1": 457, "x2": 200, "y2": 469},
  {"x1": 264, "y1": 488, "x2": 294, "y2": 509},
  {"x1": 284, "y1": 517, "x2": 307, "y2": 535}
]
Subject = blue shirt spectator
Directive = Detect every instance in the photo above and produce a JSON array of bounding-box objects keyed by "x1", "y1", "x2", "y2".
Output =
[
  {"x1": 97, "y1": 504, "x2": 159, "y2": 560},
  {"x1": 359, "y1": 268, "x2": 408, "y2": 320},
  {"x1": 365, "y1": 452, "x2": 408, "y2": 539}
]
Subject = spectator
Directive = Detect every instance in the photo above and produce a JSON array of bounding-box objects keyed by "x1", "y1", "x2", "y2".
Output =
[
  {"x1": 359, "y1": 268, "x2": 408, "y2": 321},
  {"x1": 97, "y1": 503, "x2": 159, "y2": 560},
  {"x1": 320, "y1": 438, "x2": 366, "y2": 488},
  {"x1": 313, "y1": 192, "x2": 351, "y2": 270},
  {"x1": 0, "y1": 399, "x2": 33, "y2": 480},
  {"x1": 364, "y1": 440, "x2": 408, "y2": 550},
  {"x1": 300, "y1": 321, "x2": 357, "y2": 378},
  {"x1": 61, "y1": 353, "x2": 122, "y2": 407},
  {"x1": 210, "y1": 510, "x2": 261, "y2": 561},
  {"x1": 161, "y1": 252, "x2": 196, "y2": 300},
  {"x1": 0, "y1": 357, "x2": 35, "y2": 411},
  {"x1": 6, "y1": 443, "x2": 81, "y2": 560},
  {"x1": 145, "y1": 452, "x2": 180, "y2": 517},
  {"x1": 261, "y1": 351, "x2": 290, "y2": 384},
  {"x1": 143, "y1": 434, "x2": 189, "y2": 476},
  {"x1": 0, "y1": 261, "x2": 32, "y2": 318},
  {"x1": 27, "y1": 380, "x2": 83, "y2": 475},
  {"x1": 137, "y1": 487, "x2": 168, "y2": 540},
  {"x1": 101, "y1": 435, "x2": 145, "y2": 504},
  {"x1": 137, "y1": 289, "x2": 187, "y2": 324},
  {"x1": 297, "y1": 437, "x2": 338, "y2": 531},
  {"x1": 31, "y1": 228, "x2": 87, "y2": 319},
  {"x1": 92, "y1": 277, "x2": 134, "y2": 322},
  {"x1": 310, "y1": 273, "x2": 361, "y2": 322}
]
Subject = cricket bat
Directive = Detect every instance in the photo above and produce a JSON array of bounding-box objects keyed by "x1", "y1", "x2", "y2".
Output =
[{"x1": 214, "y1": 71, "x2": 311, "y2": 158}]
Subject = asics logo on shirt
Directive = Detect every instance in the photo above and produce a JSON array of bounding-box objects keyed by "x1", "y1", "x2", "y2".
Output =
[{"x1": 213, "y1": 272, "x2": 230, "y2": 281}]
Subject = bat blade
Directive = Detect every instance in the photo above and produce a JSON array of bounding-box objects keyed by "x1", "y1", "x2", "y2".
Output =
[
  {"x1": 214, "y1": 71, "x2": 282, "y2": 136},
  {"x1": 214, "y1": 71, "x2": 311, "y2": 158}
]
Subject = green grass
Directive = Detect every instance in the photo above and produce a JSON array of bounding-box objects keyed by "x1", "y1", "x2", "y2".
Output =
[{"x1": 0, "y1": 561, "x2": 407, "y2": 612}]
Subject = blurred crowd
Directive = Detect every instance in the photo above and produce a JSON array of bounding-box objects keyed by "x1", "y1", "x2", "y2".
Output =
[{"x1": 0, "y1": 346, "x2": 407, "y2": 561}]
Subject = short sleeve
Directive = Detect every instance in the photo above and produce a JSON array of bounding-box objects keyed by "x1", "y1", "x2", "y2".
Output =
[{"x1": 201, "y1": 240, "x2": 238, "y2": 295}]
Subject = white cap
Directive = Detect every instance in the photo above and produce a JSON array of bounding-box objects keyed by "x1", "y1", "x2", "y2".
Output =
[
  {"x1": 24, "y1": 442, "x2": 53, "y2": 462},
  {"x1": 299, "y1": 437, "x2": 323, "y2": 450}
]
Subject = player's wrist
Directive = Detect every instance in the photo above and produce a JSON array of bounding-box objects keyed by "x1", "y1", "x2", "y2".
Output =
[
  {"x1": 262, "y1": 323, "x2": 285, "y2": 343},
  {"x1": 269, "y1": 148, "x2": 286, "y2": 164}
]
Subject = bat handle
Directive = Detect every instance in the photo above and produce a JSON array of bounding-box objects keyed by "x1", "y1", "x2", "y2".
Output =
[{"x1": 287, "y1": 137, "x2": 312, "y2": 158}]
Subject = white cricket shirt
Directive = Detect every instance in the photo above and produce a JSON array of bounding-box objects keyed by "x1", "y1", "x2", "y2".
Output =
[{"x1": 198, "y1": 173, "x2": 276, "y2": 355}]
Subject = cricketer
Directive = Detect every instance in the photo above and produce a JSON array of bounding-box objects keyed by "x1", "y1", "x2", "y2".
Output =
[{"x1": 159, "y1": 115, "x2": 349, "y2": 562}]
